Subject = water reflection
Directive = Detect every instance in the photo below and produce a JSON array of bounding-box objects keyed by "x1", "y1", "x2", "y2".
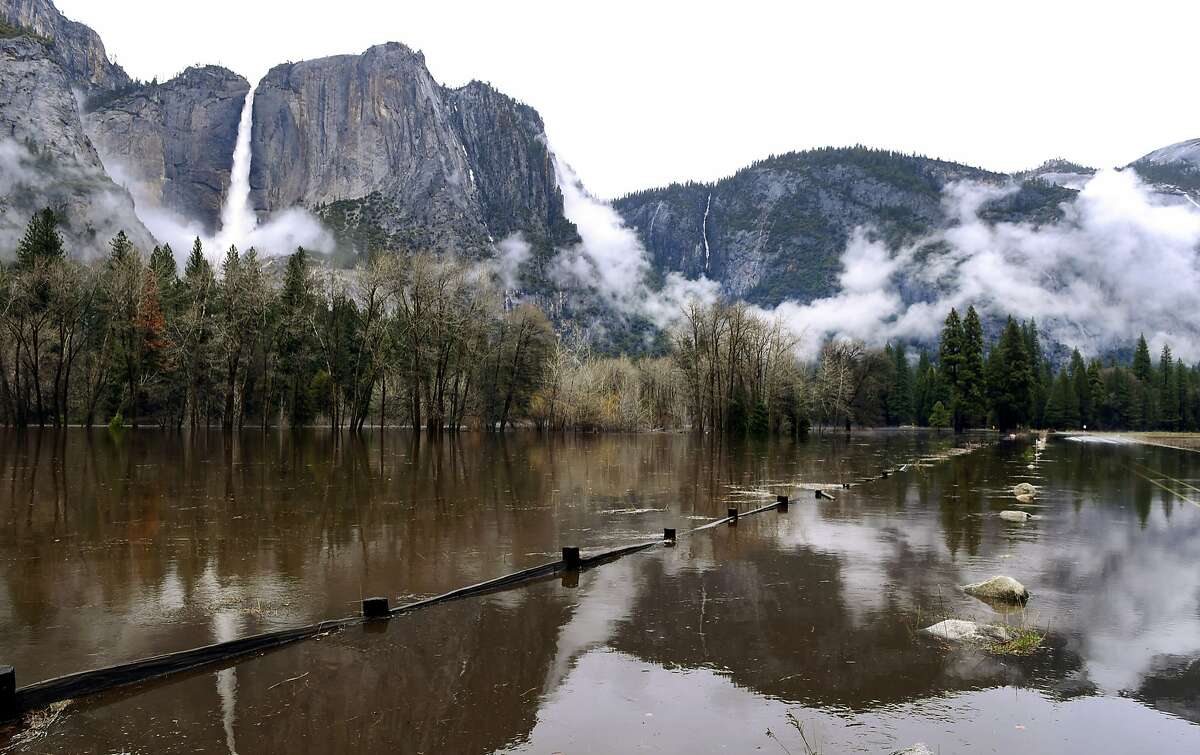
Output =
[{"x1": 2, "y1": 431, "x2": 1199, "y2": 752}]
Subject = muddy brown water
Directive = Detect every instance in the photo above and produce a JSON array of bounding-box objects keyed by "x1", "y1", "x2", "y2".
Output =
[{"x1": 1, "y1": 429, "x2": 1198, "y2": 753}]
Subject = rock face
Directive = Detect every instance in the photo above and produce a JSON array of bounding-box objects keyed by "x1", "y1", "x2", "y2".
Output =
[
  {"x1": 85, "y1": 66, "x2": 250, "y2": 233},
  {"x1": 612, "y1": 149, "x2": 1024, "y2": 304},
  {"x1": 962, "y1": 575, "x2": 1030, "y2": 604},
  {"x1": 250, "y1": 42, "x2": 576, "y2": 260},
  {"x1": 613, "y1": 149, "x2": 1088, "y2": 305},
  {"x1": 446, "y1": 81, "x2": 577, "y2": 256},
  {"x1": 0, "y1": 0, "x2": 129, "y2": 91},
  {"x1": 0, "y1": 36, "x2": 155, "y2": 255}
]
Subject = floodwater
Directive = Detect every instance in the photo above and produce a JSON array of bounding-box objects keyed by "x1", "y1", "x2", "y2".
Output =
[{"x1": 1, "y1": 429, "x2": 1198, "y2": 753}]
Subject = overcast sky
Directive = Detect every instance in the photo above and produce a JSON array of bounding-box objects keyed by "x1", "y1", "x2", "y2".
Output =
[{"x1": 61, "y1": 0, "x2": 1200, "y2": 198}]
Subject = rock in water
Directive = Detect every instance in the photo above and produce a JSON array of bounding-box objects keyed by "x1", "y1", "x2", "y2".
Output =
[
  {"x1": 1014, "y1": 492, "x2": 1036, "y2": 504},
  {"x1": 920, "y1": 619, "x2": 1015, "y2": 643},
  {"x1": 999, "y1": 510, "x2": 1032, "y2": 522},
  {"x1": 892, "y1": 746, "x2": 934, "y2": 755},
  {"x1": 962, "y1": 575, "x2": 1030, "y2": 603},
  {"x1": 1013, "y1": 482, "x2": 1037, "y2": 498}
]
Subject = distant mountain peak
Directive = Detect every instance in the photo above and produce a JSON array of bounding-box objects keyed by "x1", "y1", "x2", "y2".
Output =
[{"x1": 1133, "y1": 138, "x2": 1200, "y2": 168}]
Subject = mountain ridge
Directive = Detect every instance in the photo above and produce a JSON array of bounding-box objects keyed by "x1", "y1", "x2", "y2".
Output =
[{"x1": 2, "y1": 0, "x2": 1198, "y2": 344}]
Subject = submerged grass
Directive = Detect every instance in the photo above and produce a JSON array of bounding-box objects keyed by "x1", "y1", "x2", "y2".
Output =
[
  {"x1": 986, "y1": 625, "x2": 1045, "y2": 656},
  {"x1": 907, "y1": 595, "x2": 1049, "y2": 657}
]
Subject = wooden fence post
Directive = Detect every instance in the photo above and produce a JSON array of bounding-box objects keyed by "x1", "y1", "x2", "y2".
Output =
[
  {"x1": 1, "y1": 666, "x2": 14, "y2": 720},
  {"x1": 563, "y1": 546, "x2": 581, "y2": 570},
  {"x1": 362, "y1": 597, "x2": 390, "y2": 619}
]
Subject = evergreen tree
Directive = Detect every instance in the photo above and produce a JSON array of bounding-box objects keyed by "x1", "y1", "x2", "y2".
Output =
[
  {"x1": 1159, "y1": 345, "x2": 1179, "y2": 430},
  {"x1": 1069, "y1": 349, "x2": 1093, "y2": 428},
  {"x1": 1132, "y1": 335, "x2": 1153, "y2": 382},
  {"x1": 1176, "y1": 361, "x2": 1192, "y2": 432},
  {"x1": 889, "y1": 343, "x2": 914, "y2": 425},
  {"x1": 928, "y1": 400, "x2": 951, "y2": 430},
  {"x1": 1105, "y1": 367, "x2": 1134, "y2": 429},
  {"x1": 276, "y1": 248, "x2": 318, "y2": 425},
  {"x1": 988, "y1": 317, "x2": 1033, "y2": 431},
  {"x1": 913, "y1": 350, "x2": 935, "y2": 425},
  {"x1": 955, "y1": 306, "x2": 987, "y2": 430},
  {"x1": 938, "y1": 308, "x2": 964, "y2": 395},
  {"x1": 177, "y1": 237, "x2": 217, "y2": 428},
  {"x1": 1045, "y1": 369, "x2": 1081, "y2": 428},
  {"x1": 1131, "y1": 335, "x2": 1156, "y2": 429},
  {"x1": 1086, "y1": 360, "x2": 1106, "y2": 429},
  {"x1": 15, "y1": 207, "x2": 65, "y2": 269},
  {"x1": 1022, "y1": 319, "x2": 1050, "y2": 428}
]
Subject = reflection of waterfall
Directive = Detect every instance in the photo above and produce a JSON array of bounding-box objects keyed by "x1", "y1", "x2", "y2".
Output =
[
  {"x1": 214, "y1": 611, "x2": 241, "y2": 755},
  {"x1": 543, "y1": 558, "x2": 640, "y2": 692},
  {"x1": 215, "y1": 85, "x2": 258, "y2": 251}
]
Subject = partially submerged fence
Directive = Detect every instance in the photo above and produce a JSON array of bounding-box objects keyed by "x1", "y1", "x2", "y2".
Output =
[{"x1": 0, "y1": 439, "x2": 993, "y2": 721}]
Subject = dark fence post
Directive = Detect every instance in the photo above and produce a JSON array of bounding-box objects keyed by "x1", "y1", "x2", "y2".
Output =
[
  {"x1": 776, "y1": 495, "x2": 789, "y2": 512},
  {"x1": 663, "y1": 528, "x2": 676, "y2": 542},
  {"x1": 362, "y1": 597, "x2": 390, "y2": 619},
  {"x1": 727, "y1": 507, "x2": 738, "y2": 525},
  {"x1": 1, "y1": 665, "x2": 14, "y2": 719},
  {"x1": 563, "y1": 546, "x2": 581, "y2": 571}
]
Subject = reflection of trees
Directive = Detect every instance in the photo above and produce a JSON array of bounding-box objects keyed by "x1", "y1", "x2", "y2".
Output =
[
  {"x1": 607, "y1": 540, "x2": 1084, "y2": 709},
  {"x1": 24, "y1": 585, "x2": 577, "y2": 755},
  {"x1": 1130, "y1": 654, "x2": 1200, "y2": 724}
]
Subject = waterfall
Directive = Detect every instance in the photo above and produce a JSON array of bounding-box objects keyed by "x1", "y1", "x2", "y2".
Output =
[{"x1": 216, "y1": 84, "x2": 258, "y2": 251}]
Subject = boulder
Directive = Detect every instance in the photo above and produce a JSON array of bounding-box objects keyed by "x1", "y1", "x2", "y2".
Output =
[
  {"x1": 962, "y1": 575, "x2": 1030, "y2": 603},
  {"x1": 999, "y1": 510, "x2": 1032, "y2": 523},
  {"x1": 1014, "y1": 493, "x2": 1036, "y2": 505},
  {"x1": 921, "y1": 619, "x2": 1015, "y2": 643},
  {"x1": 1013, "y1": 483, "x2": 1037, "y2": 498}
]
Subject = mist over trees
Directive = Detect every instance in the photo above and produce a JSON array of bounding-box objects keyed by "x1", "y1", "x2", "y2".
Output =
[{"x1": 2, "y1": 210, "x2": 1198, "y2": 434}]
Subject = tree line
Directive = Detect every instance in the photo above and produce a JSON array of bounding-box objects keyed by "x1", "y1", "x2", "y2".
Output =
[
  {"x1": 2, "y1": 209, "x2": 1197, "y2": 434},
  {"x1": 873, "y1": 307, "x2": 1200, "y2": 433}
]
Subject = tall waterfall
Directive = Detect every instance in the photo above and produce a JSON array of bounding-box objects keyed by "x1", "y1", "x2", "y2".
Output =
[{"x1": 216, "y1": 84, "x2": 258, "y2": 251}]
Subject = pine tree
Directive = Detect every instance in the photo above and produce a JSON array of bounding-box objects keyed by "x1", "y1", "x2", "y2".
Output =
[
  {"x1": 1086, "y1": 360, "x2": 1105, "y2": 430},
  {"x1": 276, "y1": 248, "x2": 318, "y2": 425},
  {"x1": 15, "y1": 207, "x2": 65, "y2": 269},
  {"x1": 1175, "y1": 361, "x2": 1192, "y2": 432},
  {"x1": 956, "y1": 306, "x2": 987, "y2": 430},
  {"x1": 929, "y1": 400, "x2": 951, "y2": 430},
  {"x1": 1159, "y1": 345, "x2": 1179, "y2": 430},
  {"x1": 1045, "y1": 369, "x2": 1080, "y2": 428},
  {"x1": 1023, "y1": 319, "x2": 1049, "y2": 428},
  {"x1": 1069, "y1": 349, "x2": 1093, "y2": 428},
  {"x1": 1132, "y1": 335, "x2": 1153, "y2": 382},
  {"x1": 178, "y1": 237, "x2": 216, "y2": 428},
  {"x1": 988, "y1": 317, "x2": 1033, "y2": 431},
  {"x1": 938, "y1": 308, "x2": 964, "y2": 394},
  {"x1": 889, "y1": 343, "x2": 914, "y2": 425},
  {"x1": 913, "y1": 350, "x2": 935, "y2": 425},
  {"x1": 1106, "y1": 367, "x2": 1135, "y2": 429}
]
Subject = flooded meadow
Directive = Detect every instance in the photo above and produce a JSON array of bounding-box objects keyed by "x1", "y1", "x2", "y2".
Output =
[{"x1": 1, "y1": 429, "x2": 1198, "y2": 753}]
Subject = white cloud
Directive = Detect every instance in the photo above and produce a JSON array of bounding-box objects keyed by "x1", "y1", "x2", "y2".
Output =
[
  {"x1": 552, "y1": 156, "x2": 719, "y2": 328},
  {"x1": 761, "y1": 169, "x2": 1200, "y2": 360}
]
